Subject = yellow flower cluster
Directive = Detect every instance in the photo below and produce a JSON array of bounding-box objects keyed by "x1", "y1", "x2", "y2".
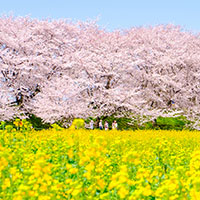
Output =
[{"x1": 0, "y1": 129, "x2": 200, "y2": 199}]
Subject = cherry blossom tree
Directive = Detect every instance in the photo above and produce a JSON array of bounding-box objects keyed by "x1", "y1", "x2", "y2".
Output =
[{"x1": 0, "y1": 16, "x2": 200, "y2": 125}]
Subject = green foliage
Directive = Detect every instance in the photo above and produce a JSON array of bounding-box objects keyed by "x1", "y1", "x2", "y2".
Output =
[
  {"x1": 142, "y1": 116, "x2": 192, "y2": 130},
  {"x1": 0, "y1": 121, "x2": 6, "y2": 130},
  {"x1": 157, "y1": 116, "x2": 191, "y2": 130},
  {"x1": 85, "y1": 117, "x2": 96, "y2": 124},
  {"x1": 95, "y1": 115, "x2": 192, "y2": 131},
  {"x1": 0, "y1": 114, "x2": 194, "y2": 131},
  {"x1": 53, "y1": 117, "x2": 72, "y2": 128},
  {"x1": 142, "y1": 121, "x2": 154, "y2": 130},
  {"x1": 26, "y1": 114, "x2": 51, "y2": 130}
]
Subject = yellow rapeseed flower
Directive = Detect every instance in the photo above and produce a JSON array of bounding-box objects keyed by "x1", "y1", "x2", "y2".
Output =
[{"x1": 118, "y1": 187, "x2": 129, "y2": 199}]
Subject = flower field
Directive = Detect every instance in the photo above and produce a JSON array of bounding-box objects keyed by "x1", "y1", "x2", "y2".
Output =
[{"x1": 0, "y1": 129, "x2": 200, "y2": 199}]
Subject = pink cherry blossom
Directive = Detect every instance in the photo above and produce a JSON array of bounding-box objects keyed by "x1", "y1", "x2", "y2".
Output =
[{"x1": 0, "y1": 17, "x2": 199, "y2": 126}]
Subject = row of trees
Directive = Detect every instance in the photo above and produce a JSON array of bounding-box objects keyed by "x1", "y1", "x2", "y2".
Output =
[{"x1": 0, "y1": 16, "x2": 200, "y2": 125}]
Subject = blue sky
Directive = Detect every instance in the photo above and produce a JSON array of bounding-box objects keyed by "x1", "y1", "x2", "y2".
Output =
[{"x1": 0, "y1": 0, "x2": 200, "y2": 32}]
